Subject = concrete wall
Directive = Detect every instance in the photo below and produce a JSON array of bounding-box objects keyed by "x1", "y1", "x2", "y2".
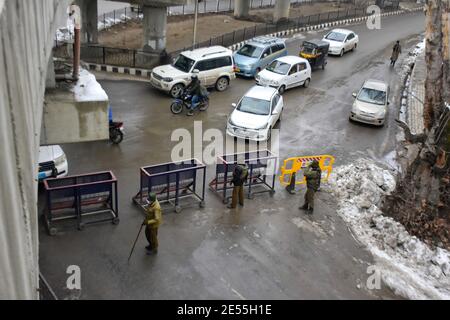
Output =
[
  {"x1": 42, "y1": 92, "x2": 109, "y2": 145},
  {"x1": 0, "y1": 0, "x2": 71, "y2": 299}
]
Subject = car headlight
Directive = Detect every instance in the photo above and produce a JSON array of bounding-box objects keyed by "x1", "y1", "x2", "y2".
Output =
[
  {"x1": 256, "y1": 123, "x2": 269, "y2": 130},
  {"x1": 228, "y1": 117, "x2": 236, "y2": 127},
  {"x1": 255, "y1": 75, "x2": 260, "y2": 81},
  {"x1": 270, "y1": 80, "x2": 279, "y2": 86},
  {"x1": 163, "y1": 77, "x2": 173, "y2": 82},
  {"x1": 54, "y1": 154, "x2": 67, "y2": 166}
]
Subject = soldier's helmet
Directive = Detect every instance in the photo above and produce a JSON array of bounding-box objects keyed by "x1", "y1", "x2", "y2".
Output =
[{"x1": 311, "y1": 160, "x2": 320, "y2": 168}]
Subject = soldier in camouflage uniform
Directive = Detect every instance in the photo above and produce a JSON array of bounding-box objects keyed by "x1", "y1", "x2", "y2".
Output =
[{"x1": 299, "y1": 160, "x2": 321, "y2": 214}]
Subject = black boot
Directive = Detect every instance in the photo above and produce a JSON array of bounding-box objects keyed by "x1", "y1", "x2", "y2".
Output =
[{"x1": 299, "y1": 204, "x2": 308, "y2": 210}]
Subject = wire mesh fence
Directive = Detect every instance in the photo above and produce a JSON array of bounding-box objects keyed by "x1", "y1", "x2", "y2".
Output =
[{"x1": 54, "y1": 2, "x2": 400, "y2": 69}]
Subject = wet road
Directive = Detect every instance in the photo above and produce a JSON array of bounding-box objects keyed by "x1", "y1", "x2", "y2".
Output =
[{"x1": 39, "y1": 12, "x2": 424, "y2": 299}]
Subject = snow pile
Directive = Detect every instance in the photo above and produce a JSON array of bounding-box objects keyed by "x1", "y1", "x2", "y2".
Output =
[
  {"x1": 55, "y1": 17, "x2": 75, "y2": 42},
  {"x1": 72, "y1": 69, "x2": 109, "y2": 102},
  {"x1": 327, "y1": 159, "x2": 450, "y2": 300}
]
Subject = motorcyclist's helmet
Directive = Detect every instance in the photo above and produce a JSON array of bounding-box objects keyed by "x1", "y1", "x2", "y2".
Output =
[{"x1": 191, "y1": 69, "x2": 199, "y2": 80}]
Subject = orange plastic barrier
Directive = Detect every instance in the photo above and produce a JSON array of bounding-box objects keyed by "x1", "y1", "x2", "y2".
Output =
[{"x1": 279, "y1": 155, "x2": 335, "y2": 186}]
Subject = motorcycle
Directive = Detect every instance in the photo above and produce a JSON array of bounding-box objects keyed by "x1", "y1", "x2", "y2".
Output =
[
  {"x1": 109, "y1": 121, "x2": 124, "y2": 144},
  {"x1": 170, "y1": 90, "x2": 209, "y2": 115}
]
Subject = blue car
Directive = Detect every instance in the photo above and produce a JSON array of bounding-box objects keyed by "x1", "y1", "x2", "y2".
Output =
[{"x1": 233, "y1": 36, "x2": 288, "y2": 78}]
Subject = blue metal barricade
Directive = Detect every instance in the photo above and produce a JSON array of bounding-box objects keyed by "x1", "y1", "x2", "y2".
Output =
[
  {"x1": 43, "y1": 171, "x2": 119, "y2": 236},
  {"x1": 132, "y1": 158, "x2": 207, "y2": 213},
  {"x1": 209, "y1": 150, "x2": 277, "y2": 204}
]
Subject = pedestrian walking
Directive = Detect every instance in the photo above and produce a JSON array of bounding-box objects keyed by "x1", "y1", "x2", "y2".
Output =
[
  {"x1": 299, "y1": 160, "x2": 322, "y2": 214},
  {"x1": 227, "y1": 159, "x2": 249, "y2": 209},
  {"x1": 143, "y1": 192, "x2": 162, "y2": 255},
  {"x1": 390, "y1": 40, "x2": 402, "y2": 66}
]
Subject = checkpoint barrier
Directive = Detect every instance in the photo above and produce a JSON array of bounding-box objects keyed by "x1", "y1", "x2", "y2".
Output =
[
  {"x1": 209, "y1": 150, "x2": 278, "y2": 204},
  {"x1": 132, "y1": 159, "x2": 207, "y2": 213},
  {"x1": 43, "y1": 171, "x2": 119, "y2": 236},
  {"x1": 279, "y1": 155, "x2": 335, "y2": 188}
]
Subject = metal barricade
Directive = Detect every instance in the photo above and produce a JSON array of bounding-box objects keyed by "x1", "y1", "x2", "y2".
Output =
[
  {"x1": 132, "y1": 159, "x2": 207, "y2": 213},
  {"x1": 209, "y1": 150, "x2": 278, "y2": 204},
  {"x1": 43, "y1": 171, "x2": 119, "y2": 236},
  {"x1": 279, "y1": 155, "x2": 335, "y2": 187}
]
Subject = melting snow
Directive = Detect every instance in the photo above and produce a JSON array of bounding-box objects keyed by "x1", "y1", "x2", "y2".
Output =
[
  {"x1": 72, "y1": 69, "x2": 109, "y2": 102},
  {"x1": 326, "y1": 159, "x2": 450, "y2": 299}
]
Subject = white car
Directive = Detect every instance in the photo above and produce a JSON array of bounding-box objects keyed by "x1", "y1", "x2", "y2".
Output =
[
  {"x1": 226, "y1": 86, "x2": 283, "y2": 141},
  {"x1": 150, "y1": 46, "x2": 235, "y2": 98},
  {"x1": 350, "y1": 79, "x2": 389, "y2": 126},
  {"x1": 38, "y1": 145, "x2": 68, "y2": 181},
  {"x1": 322, "y1": 28, "x2": 359, "y2": 56},
  {"x1": 255, "y1": 56, "x2": 311, "y2": 94}
]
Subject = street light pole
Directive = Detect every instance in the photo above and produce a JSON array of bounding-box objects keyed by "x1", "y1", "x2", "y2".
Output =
[{"x1": 193, "y1": 0, "x2": 199, "y2": 48}]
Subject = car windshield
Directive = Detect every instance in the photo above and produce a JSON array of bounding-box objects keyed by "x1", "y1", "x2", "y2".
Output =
[
  {"x1": 172, "y1": 54, "x2": 195, "y2": 73},
  {"x1": 325, "y1": 32, "x2": 346, "y2": 42},
  {"x1": 301, "y1": 43, "x2": 316, "y2": 54},
  {"x1": 237, "y1": 97, "x2": 271, "y2": 115},
  {"x1": 357, "y1": 87, "x2": 386, "y2": 105},
  {"x1": 237, "y1": 44, "x2": 263, "y2": 58},
  {"x1": 266, "y1": 60, "x2": 290, "y2": 75}
]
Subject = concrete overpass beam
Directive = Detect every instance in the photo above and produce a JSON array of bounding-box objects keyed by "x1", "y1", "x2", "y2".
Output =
[
  {"x1": 75, "y1": 0, "x2": 98, "y2": 44},
  {"x1": 143, "y1": 5, "x2": 167, "y2": 52},
  {"x1": 273, "y1": 0, "x2": 290, "y2": 22},
  {"x1": 234, "y1": 0, "x2": 251, "y2": 19}
]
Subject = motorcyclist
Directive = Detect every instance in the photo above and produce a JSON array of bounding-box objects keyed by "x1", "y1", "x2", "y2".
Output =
[{"x1": 185, "y1": 69, "x2": 206, "y2": 116}]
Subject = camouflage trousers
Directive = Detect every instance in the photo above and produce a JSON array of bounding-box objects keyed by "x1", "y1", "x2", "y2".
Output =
[{"x1": 303, "y1": 188, "x2": 315, "y2": 209}]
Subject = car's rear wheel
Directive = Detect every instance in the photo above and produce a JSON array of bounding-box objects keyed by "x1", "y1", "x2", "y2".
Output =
[
  {"x1": 278, "y1": 85, "x2": 286, "y2": 94},
  {"x1": 215, "y1": 77, "x2": 229, "y2": 92},
  {"x1": 340, "y1": 49, "x2": 344, "y2": 57},
  {"x1": 352, "y1": 43, "x2": 357, "y2": 51},
  {"x1": 170, "y1": 84, "x2": 184, "y2": 98},
  {"x1": 303, "y1": 78, "x2": 310, "y2": 88}
]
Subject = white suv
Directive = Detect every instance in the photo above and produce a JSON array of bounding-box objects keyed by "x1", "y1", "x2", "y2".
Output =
[{"x1": 151, "y1": 46, "x2": 236, "y2": 98}]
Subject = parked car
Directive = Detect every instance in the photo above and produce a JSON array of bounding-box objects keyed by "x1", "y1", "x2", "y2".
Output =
[
  {"x1": 256, "y1": 56, "x2": 311, "y2": 94},
  {"x1": 350, "y1": 79, "x2": 389, "y2": 126},
  {"x1": 322, "y1": 28, "x2": 359, "y2": 57},
  {"x1": 151, "y1": 46, "x2": 235, "y2": 98},
  {"x1": 233, "y1": 36, "x2": 287, "y2": 78},
  {"x1": 226, "y1": 85, "x2": 284, "y2": 141},
  {"x1": 38, "y1": 145, "x2": 68, "y2": 181}
]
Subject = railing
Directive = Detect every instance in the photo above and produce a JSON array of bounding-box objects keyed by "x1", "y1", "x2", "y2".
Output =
[{"x1": 54, "y1": 3, "x2": 400, "y2": 70}]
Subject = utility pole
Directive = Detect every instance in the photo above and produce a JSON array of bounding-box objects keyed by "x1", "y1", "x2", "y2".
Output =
[{"x1": 193, "y1": 0, "x2": 199, "y2": 48}]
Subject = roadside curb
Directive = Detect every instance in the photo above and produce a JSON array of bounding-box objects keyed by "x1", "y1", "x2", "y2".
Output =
[
  {"x1": 229, "y1": 7, "x2": 424, "y2": 51},
  {"x1": 82, "y1": 7, "x2": 423, "y2": 78},
  {"x1": 85, "y1": 63, "x2": 153, "y2": 79}
]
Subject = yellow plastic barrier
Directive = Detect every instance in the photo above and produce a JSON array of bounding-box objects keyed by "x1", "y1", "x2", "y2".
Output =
[{"x1": 279, "y1": 155, "x2": 335, "y2": 186}]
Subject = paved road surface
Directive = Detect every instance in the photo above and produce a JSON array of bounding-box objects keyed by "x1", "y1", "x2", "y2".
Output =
[{"x1": 39, "y1": 12, "x2": 424, "y2": 299}]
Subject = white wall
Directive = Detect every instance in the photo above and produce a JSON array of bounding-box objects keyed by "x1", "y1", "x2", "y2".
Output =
[{"x1": 0, "y1": 0, "x2": 71, "y2": 300}]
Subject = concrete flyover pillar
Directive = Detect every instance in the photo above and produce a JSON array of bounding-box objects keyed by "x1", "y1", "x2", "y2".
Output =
[
  {"x1": 143, "y1": 4, "x2": 167, "y2": 52},
  {"x1": 75, "y1": 0, "x2": 98, "y2": 44},
  {"x1": 273, "y1": 0, "x2": 291, "y2": 23},
  {"x1": 234, "y1": 0, "x2": 251, "y2": 19}
]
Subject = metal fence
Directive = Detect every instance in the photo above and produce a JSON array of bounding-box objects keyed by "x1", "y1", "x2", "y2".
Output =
[
  {"x1": 97, "y1": 0, "x2": 323, "y2": 30},
  {"x1": 168, "y1": 0, "x2": 315, "y2": 16},
  {"x1": 172, "y1": 3, "x2": 399, "y2": 56},
  {"x1": 54, "y1": 3, "x2": 399, "y2": 69}
]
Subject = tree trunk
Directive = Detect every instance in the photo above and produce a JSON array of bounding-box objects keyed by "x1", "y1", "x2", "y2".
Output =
[{"x1": 424, "y1": 0, "x2": 444, "y2": 130}]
